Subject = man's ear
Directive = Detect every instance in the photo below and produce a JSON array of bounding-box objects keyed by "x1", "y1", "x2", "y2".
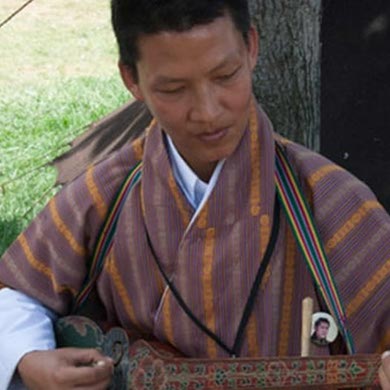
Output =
[
  {"x1": 118, "y1": 61, "x2": 144, "y2": 101},
  {"x1": 247, "y1": 25, "x2": 259, "y2": 71}
]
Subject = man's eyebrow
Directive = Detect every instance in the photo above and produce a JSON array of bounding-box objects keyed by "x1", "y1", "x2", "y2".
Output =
[
  {"x1": 209, "y1": 54, "x2": 240, "y2": 73},
  {"x1": 153, "y1": 76, "x2": 187, "y2": 86},
  {"x1": 152, "y1": 53, "x2": 241, "y2": 87}
]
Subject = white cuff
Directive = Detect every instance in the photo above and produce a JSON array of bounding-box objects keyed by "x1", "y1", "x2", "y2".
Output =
[{"x1": 0, "y1": 288, "x2": 57, "y2": 389}]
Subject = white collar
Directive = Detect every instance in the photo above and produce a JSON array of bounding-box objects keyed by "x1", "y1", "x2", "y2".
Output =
[{"x1": 165, "y1": 135, "x2": 224, "y2": 213}]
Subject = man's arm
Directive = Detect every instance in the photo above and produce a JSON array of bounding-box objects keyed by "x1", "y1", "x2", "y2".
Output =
[
  {"x1": 0, "y1": 288, "x2": 114, "y2": 389},
  {"x1": 0, "y1": 288, "x2": 57, "y2": 389},
  {"x1": 18, "y1": 348, "x2": 114, "y2": 390}
]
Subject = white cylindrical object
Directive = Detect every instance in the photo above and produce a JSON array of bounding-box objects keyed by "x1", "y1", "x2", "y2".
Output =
[{"x1": 301, "y1": 297, "x2": 314, "y2": 357}]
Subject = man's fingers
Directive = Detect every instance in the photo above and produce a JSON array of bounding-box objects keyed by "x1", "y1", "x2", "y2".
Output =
[
  {"x1": 383, "y1": 351, "x2": 390, "y2": 361},
  {"x1": 379, "y1": 366, "x2": 390, "y2": 390},
  {"x1": 56, "y1": 358, "x2": 114, "y2": 387},
  {"x1": 61, "y1": 347, "x2": 108, "y2": 365},
  {"x1": 52, "y1": 348, "x2": 114, "y2": 387},
  {"x1": 379, "y1": 351, "x2": 390, "y2": 390}
]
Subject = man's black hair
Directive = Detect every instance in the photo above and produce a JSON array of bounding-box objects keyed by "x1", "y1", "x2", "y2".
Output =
[
  {"x1": 111, "y1": 0, "x2": 251, "y2": 78},
  {"x1": 315, "y1": 317, "x2": 330, "y2": 328}
]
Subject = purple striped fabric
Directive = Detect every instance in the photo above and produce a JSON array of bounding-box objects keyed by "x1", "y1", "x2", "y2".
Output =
[{"x1": 0, "y1": 103, "x2": 389, "y2": 358}]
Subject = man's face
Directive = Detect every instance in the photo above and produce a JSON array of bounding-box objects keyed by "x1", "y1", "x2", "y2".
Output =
[
  {"x1": 120, "y1": 14, "x2": 258, "y2": 180},
  {"x1": 316, "y1": 322, "x2": 330, "y2": 339}
]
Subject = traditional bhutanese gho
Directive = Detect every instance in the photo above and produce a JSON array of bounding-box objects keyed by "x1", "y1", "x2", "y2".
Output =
[{"x1": 0, "y1": 104, "x2": 389, "y2": 388}]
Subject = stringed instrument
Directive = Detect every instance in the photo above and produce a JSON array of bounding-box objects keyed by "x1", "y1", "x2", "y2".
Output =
[{"x1": 55, "y1": 315, "x2": 381, "y2": 390}]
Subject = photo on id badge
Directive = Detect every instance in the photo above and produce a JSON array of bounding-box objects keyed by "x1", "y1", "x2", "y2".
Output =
[{"x1": 311, "y1": 312, "x2": 338, "y2": 347}]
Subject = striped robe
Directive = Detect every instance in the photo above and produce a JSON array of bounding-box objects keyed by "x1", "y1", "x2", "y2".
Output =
[{"x1": 0, "y1": 104, "x2": 389, "y2": 358}]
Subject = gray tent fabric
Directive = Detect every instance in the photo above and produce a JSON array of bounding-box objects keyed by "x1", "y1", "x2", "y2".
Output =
[{"x1": 52, "y1": 100, "x2": 152, "y2": 185}]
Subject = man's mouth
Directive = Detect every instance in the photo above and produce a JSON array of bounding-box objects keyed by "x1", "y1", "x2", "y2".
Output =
[{"x1": 198, "y1": 127, "x2": 229, "y2": 142}]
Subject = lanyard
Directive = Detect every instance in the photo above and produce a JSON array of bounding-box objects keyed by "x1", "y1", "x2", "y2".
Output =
[{"x1": 147, "y1": 195, "x2": 280, "y2": 357}]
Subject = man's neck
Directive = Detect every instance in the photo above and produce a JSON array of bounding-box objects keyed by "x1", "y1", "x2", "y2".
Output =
[
  {"x1": 165, "y1": 136, "x2": 218, "y2": 183},
  {"x1": 193, "y1": 161, "x2": 218, "y2": 183}
]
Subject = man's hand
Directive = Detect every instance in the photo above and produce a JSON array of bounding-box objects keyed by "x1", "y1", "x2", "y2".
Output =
[
  {"x1": 18, "y1": 348, "x2": 114, "y2": 390},
  {"x1": 380, "y1": 351, "x2": 390, "y2": 390}
]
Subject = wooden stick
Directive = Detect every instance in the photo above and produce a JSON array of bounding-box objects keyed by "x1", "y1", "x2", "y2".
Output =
[{"x1": 301, "y1": 297, "x2": 313, "y2": 357}]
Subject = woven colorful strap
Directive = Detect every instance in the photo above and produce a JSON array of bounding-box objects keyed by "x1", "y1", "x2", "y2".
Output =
[
  {"x1": 72, "y1": 161, "x2": 143, "y2": 311},
  {"x1": 275, "y1": 143, "x2": 355, "y2": 354}
]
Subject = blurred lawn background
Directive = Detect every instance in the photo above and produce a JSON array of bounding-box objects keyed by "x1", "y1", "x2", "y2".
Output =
[{"x1": 0, "y1": 0, "x2": 130, "y2": 254}]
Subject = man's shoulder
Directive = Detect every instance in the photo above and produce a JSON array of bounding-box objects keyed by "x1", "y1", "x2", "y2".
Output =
[
  {"x1": 71, "y1": 137, "x2": 144, "y2": 187},
  {"x1": 59, "y1": 136, "x2": 145, "y2": 214},
  {"x1": 275, "y1": 135, "x2": 369, "y2": 193},
  {"x1": 275, "y1": 135, "x2": 390, "y2": 232},
  {"x1": 276, "y1": 135, "x2": 341, "y2": 172},
  {"x1": 93, "y1": 137, "x2": 144, "y2": 182}
]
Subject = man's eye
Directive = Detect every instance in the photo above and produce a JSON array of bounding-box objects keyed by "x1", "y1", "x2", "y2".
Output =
[
  {"x1": 217, "y1": 68, "x2": 240, "y2": 82},
  {"x1": 159, "y1": 87, "x2": 184, "y2": 94}
]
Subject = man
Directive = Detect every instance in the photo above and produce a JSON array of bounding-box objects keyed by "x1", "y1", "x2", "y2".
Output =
[
  {"x1": 311, "y1": 317, "x2": 330, "y2": 346},
  {"x1": 0, "y1": 0, "x2": 389, "y2": 388}
]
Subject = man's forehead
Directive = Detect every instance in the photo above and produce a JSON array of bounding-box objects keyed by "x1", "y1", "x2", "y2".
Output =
[
  {"x1": 135, "y1": 15, "x2": 245, "y2": 74},
  {"x1": 136, "y1": 14, "x2": 241, "y2": 53},
  {"x1": 151, "y1": 51, "x2": 241, "y2": 83}
]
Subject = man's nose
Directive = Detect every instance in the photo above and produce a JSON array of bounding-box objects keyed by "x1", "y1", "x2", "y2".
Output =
[{"x1": 189, "y1": 85, "x2": 221, "y2": 124}]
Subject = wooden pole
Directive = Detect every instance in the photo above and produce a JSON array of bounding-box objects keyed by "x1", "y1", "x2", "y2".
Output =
[{"x1": 301, "y1": 297, "x2": 313, "y2": 357}]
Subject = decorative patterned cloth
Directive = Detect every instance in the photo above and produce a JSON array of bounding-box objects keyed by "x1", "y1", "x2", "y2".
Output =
[{"x1": 0, "y1": 103, "x2": 389, "y2": 360}]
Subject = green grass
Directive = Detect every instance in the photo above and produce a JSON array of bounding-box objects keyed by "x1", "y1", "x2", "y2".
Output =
[
  {"x1": 0, "y1": 1, "x2": 119, "y2": 87},
  {"x1": 0, "y1": 76, "x2": 130, "y2": 254},
  {"x1": 0, "y1": 1, "x2": 131, "y2": 255}
]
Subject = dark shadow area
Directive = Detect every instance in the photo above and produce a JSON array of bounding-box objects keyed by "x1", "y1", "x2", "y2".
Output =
[
  {"x1": 321, "y1": 0, "x2": 390, "y2": 212},
  {"x1": 52, "y1": 100, "x2": 152, "y2": 185},
  {"x1": 0, "y1": 219, "x2": 24, "y2": 257}
]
